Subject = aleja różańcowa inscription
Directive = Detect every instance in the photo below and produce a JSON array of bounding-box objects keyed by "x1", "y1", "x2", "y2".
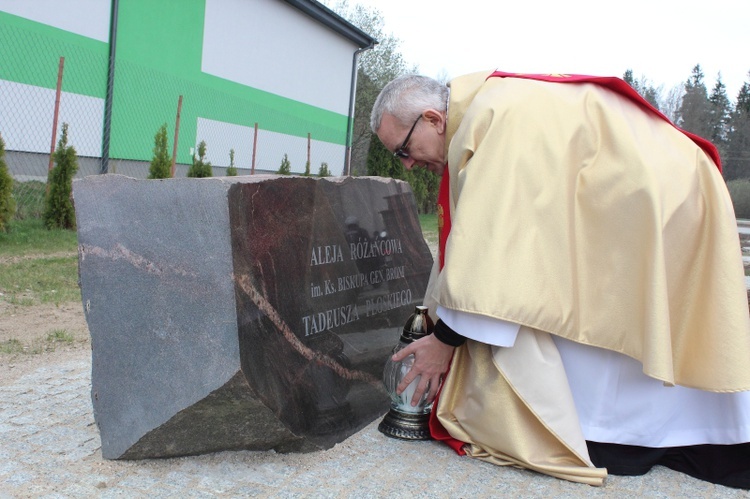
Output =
[{"x1": 303, "y1": 233, "x2": 413, "y2": 337}]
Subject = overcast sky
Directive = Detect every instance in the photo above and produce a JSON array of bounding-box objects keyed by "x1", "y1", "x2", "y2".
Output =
[{"x1": 344, "y1": 0, "x2": 749, "y2": 101}]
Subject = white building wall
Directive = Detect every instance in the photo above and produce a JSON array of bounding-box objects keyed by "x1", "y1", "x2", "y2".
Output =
[
  {"x1": 202, "y1": 0, "x2": 356, "y2": 115},
  {"x1": 0, "y1": 0, "x2": 358, "y2": 176},
  {"x1": 0, "y1": 80, "x2": 105, "y2": 156},
  {"x1": 196, "y1": 117, "x2": 345, "y2": 174},
  {"x1": 0, "y1": 0, "x2": 110, "y2": 41}
]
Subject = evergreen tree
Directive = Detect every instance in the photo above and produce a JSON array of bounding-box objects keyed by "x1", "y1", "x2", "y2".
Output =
[
  {"x1": 186, "y1": 140, "x2": 212, "y2": 178},
  {"x1": 366, "y1": 134, "x2": 405, "y2": 180},
  {"x1": 708, "y1": 74, "x2": 732, "y2": 159},
  {"x1": 678, "y1": 64, "x2": 712, "y2": 139},
  {"x1": 304, "y1": 160, "x2": 311, "y2": 176},
  {"x1": 725, "y1": 74, "x2": 750, "y2": 181},
  {"x1": 226, "y1": 148, "x2": 238, "y2": 176},
  {"x1": 43, "y1": 123, "x2": 78, "y2": 230},
  {"x1": 318, "y1": 162, "x2": 331, "y2": 177},
  {"x1": 366, "y1": 136, "x2": 437, "y2": 213},
  {"x1": 148, "y1": 123, "x2": 171, "y2": 179},
  {"x1": 623, "y1": 69, "x2": 661, "y2": 110},
  {"x1": 623, "y1": 69, "x2": 635, "y2": 87},
  {"x1": 737, "y1": 78, "x2": 750, "y2": 115},
  {"x1": 405, "y1": 166, "x2": 440, "y2": 214},
  {"x1": 0, "y1": 133, "x2": 16, "y2": 231},
  {"x1": 278, "y1": 154, "x2": 291, "y2": 175}
]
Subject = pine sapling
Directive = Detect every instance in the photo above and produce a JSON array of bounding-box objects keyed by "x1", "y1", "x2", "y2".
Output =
[
  {"x1": 148, "y1": 123, "x2": 171, "y2": 179},
  {"x1": 318, "y1": 162, "x2": 331, "y2": 177},
  {"x1": 187, "y1": 140, "x2": 212, "y2": 178},
  {"x1": 43, "y1": 123, "x2": 79, "y2": 230},
  {"x1": 226, "y1": 148, "x2": 238, "y2": 176},
  {"x1": 278, "y1": 153, "x2": 291, "y2": 175}
]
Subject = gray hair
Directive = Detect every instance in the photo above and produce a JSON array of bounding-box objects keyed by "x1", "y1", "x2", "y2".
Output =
[{"x1": 370, "y1": 75, "x2": 449, "y2": 133}]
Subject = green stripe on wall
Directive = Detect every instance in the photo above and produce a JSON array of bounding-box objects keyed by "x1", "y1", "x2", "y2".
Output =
[
  {"x1": 0, "y1": 11, "x2": 108, "y2": 97},
  {"x1": 109, "y1": 60, "x2": 348, "y2": 163},
  {"x1": 114, "y1": 0, "x2": 348, "y2": 164}
]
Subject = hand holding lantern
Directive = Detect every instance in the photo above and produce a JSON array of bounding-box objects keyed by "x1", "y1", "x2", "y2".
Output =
[{"x1": 378, "y1": 305, "x2": 435, "y2": 440}]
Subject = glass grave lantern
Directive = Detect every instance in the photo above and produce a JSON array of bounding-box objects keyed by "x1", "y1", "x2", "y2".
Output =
[{"x1": 378, "y1": 305, "x2": 434, "y2": 440}]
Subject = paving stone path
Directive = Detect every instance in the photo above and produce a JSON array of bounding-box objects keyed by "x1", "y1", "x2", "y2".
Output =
[{"x1": 1, "y1": 350, "x2": 748, "y2": 498}]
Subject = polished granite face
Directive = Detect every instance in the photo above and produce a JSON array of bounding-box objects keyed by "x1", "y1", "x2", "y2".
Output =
[{"x1": 74, "y1": 174, "x2": 433, "y2": 459}]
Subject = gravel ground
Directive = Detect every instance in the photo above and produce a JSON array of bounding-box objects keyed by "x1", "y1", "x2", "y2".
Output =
[{"x1": 1, "y1": 349, "x2": 749, "y2": 498}]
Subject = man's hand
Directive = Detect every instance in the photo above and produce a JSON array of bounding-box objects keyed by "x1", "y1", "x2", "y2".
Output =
[{"x1": 392, "y1": 333, "x2": 455, "y2": 406}]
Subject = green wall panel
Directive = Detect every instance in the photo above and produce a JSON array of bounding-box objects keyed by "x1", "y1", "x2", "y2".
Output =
[
  {"x1": 0, "y1": 11, "x2": 108, "y2": 97},
  {"x1": 1, "y1": 1, "x2": 349, "y2": 164}
]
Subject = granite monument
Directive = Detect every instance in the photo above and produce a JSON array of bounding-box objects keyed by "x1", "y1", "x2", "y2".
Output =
[{"x1": 73, "y1": 174, "x2": 433, "y2": 459}]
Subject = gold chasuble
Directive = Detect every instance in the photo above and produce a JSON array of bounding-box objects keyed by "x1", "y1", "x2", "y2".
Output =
[{"x1": 427, "y1": 71, "x2": 750, "y2": 485}]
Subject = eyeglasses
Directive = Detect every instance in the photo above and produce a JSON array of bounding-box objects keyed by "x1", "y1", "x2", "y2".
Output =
[{"x1": 393, "y1": 115, "x2": 422, "y2": 159}]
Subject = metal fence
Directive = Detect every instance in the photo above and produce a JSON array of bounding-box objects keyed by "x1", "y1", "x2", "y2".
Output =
[{"x1": 1, "y1": 19, "x2": 348, "y2": 221}]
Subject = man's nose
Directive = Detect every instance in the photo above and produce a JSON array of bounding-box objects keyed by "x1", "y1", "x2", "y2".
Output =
[{"x1": 400, "y1": 157, "x2": 416, "y2": 170}]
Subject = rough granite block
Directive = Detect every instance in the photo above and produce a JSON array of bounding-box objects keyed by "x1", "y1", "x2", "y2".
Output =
[{"x1": 73, "y1": 174, "x2": 433, "y2": 459}]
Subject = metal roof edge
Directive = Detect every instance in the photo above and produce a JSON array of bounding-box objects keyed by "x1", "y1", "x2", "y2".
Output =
[{"x1": 282, "y1": 0, "x2": 378, "y2": 48}]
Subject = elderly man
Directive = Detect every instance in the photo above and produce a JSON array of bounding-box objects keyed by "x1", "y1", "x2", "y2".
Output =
[{"x1": 371, "y1": 71, "x2": 750, "y2": 488}]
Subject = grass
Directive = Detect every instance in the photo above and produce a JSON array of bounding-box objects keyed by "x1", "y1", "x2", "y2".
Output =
[
  {"x1": 0, "y1": 256, "x2": 80, "y2": 305},
  {"x1": 0, "y1": 338, "x2": 24, "y2": 354},
  {"x1": 0, "y1": 218, "x2": 80, "y2": 306},
  {"x1": 47, "y1": 329, "x2": 75, "y2": 344},
  {"x1": 419, "y1": 213, "x2": 438, "y2": 246},
  {"x1": 0, "y1": 329, "x2": 76, "y2": 355},
  {"x1": 0, "y1": 217, "x2": 78, "y2": 258}
]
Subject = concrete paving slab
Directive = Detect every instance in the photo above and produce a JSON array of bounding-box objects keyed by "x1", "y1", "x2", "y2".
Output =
[{"x1": 1, "y1": 351, "x2": 748, "y2": 497}]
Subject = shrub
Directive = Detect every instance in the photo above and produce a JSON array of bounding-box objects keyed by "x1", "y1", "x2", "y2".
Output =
[
  {"x1": 318, "y1": 162, "x2": 331, "y2": 177},
  {"x1": 226, "y1": 148, "x2": 238, "y2": 176},
  {"x1": 12, "y1": 180, "x2": 45, "y2": 220},
  {"x1": 727, "y1": 178, "x2": 750, "y2": 219},
  {"x1": 0, "y1": 133, "x2": 16, "y2": 231},
  {"x1": 187, "y1": 140, "x2": 212, "y2": 178},
  {"x1": 405, "y1": 167, "x2": 440, "y2": 214},
  {"x1": 148, "y1": 123, "x2": 171, "y2": 179},
  {"x1": 278, "y1": 154, "x2": 291, "y2": 175},
  {"x1": 43, "y1": 123, "x2": 78, "y2": 230},
  {"x1": 304, "y1": 160, "x2": 310, "y2": 176},
  {"x1": 366, "y1": 136, "x2": 438, "y2": 213}
]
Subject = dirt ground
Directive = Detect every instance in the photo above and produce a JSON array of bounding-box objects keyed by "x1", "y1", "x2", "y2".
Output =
[{"x1": 0, "y1": 299, "x2": 90, "y2": 383}]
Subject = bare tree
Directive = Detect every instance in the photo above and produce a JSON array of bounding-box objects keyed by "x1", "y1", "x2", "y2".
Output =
[
  {"x1": 434, "y1": 69, "x2": 451, "y2": 85},
  {"x1": 623, "y1": 69, "x2": 661, "y2": 110},
  {"x1": 660, "y1": 84, "x2": 684, "y2": 123},
  {"x1": 329, "y1": 0, "x2": 417, "y2": 175}
]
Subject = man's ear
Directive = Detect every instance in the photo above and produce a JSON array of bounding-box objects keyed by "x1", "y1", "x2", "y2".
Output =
[{"x1": 422, "y1": 109, "x2": 446, "y2": 134}]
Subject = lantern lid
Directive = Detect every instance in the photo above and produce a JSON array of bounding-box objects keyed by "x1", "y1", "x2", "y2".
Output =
[{"x1": 400, "y1": 306, "x2": 434, "y2": 343}]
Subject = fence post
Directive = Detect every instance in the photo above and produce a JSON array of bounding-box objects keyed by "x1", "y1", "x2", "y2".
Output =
[
  {"x1": 100, "y1": 0, "x2": 119, "y2": 174},
  {"x1": 170, "y1": 95, "x2": 183, "y2": 177},
  {"x1": 307, "y1": 132, "x2": 311, "y2": 175},
  {"x1": 48, "y1": 56, "x2": 65, "y2": 173},
  {"x1": 251, "y1": 122, "x2": 258, "y2": 175}
]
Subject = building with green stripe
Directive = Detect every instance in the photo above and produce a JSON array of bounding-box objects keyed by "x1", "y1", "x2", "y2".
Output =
[{"x1": 0, "y1": 0, "x2": 375, "y2": 178}]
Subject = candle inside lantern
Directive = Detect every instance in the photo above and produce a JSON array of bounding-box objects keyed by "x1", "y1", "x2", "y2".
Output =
[{"x1": 378, "y1": 305, "x2": 435, "y2": 440}]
